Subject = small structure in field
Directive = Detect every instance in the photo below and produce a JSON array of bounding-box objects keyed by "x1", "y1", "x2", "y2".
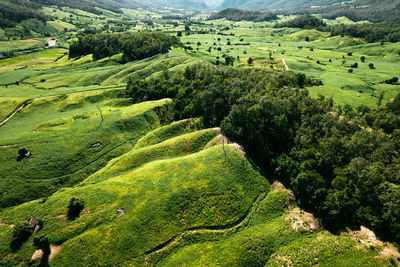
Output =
[
  {"x1": 29, "y1": 217, "x2": 38, "y2": 228},
  {"x1": 92, "y1": 142, "x2": 102, "y2": 148},
  {"x1": 116, "y1": 209, "x2": 125, "y2": 216}
]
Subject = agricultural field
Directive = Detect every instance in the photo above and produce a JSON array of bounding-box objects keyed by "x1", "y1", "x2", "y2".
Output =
[{"x1": 0, "y1": 3, "x2": 399, "y2": 266}]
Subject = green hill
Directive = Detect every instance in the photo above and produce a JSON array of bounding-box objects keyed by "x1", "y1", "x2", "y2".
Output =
[{"x1": 1, "y1": 121, "x2": 397, "y2": 266}]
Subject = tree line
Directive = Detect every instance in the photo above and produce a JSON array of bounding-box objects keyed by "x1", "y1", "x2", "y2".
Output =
[
  {"x1": 69, "y1": 32, "x2": 181, "y2": 61},
  {"x1": 0, "y1": 0, "x2": 124, "y2": 28},
  {"x1": 125, "y1": 64, "x2": 400, "y2": 245},
  {"x1": 208, "y1": 8, "x2": 278, "y2": 22},
  {"x1": 274, "y1": 15, "x2": 400, "y2": 43}
]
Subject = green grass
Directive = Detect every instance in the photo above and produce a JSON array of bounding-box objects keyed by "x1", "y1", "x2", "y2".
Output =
[
  {"x1": 0, "y1": 89, "x2": 171, "y2": 207},
  {"x1": 0, "y1": 9, "x2": 399, "y2": 266},
  {"x1": 0, "y1": 144, "x2": 268, "y2": 266},
  {"x1": 158, "y1": 187, "x2": 389, "y2": 266},
  {"x1": 133, "y1": 119, "x2": 202, "y2": 148}
]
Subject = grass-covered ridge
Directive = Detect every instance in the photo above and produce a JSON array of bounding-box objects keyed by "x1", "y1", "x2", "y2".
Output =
[
  {"x1": 0, "y1": 88, "x2": 171, "y2": 208},
  {"x1": 0, "y1": 133, "x2": 268, "y2": 265}
]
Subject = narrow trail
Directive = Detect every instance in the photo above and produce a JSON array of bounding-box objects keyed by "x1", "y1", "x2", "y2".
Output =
[
  {"x1": 0, "y1": 86, "x2": 125, "y2": 128},
  {"x1": 281, "y1": 58, "x2": 289, "y2": 71},
  {"x1": 143, "y1": 189, "x2": 270, "y2": 263}
]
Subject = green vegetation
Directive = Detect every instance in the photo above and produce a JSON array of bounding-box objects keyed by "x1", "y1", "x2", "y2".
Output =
[
  {"x1": 0, "y1": 3, "x2": 399, "y2": 266},
  {"x1": 69, "y1": 32, "x2": 181, "y2": 61},
  {"x1": 208, "y1": 8, "x2": 278, "y2": 22},
  {"x1": 275, "y1": 14, "x2": 400, "y2": 43}
]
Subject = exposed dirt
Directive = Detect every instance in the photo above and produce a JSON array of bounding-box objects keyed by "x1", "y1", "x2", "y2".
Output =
[
  {"x1": 286, "y1": 207, "x2": 320, "y2": 232},
  {"x1": 31, "y1": 249, "x2": 43, "y2": 263},
  {"x1": 347, "y1": 226, "x2": 400, "y2": 264},
  {"x1": 49, "y1": 244, "x2": 61, "y2": 260}
]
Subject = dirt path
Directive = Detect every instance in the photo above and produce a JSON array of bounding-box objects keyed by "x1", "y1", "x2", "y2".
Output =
[
  {"x1": 281, "y1": 58, "x2": 289, "y2": 71},
  {"x1": 0, "y1": 86, "x2": 125, "y2": 128}
]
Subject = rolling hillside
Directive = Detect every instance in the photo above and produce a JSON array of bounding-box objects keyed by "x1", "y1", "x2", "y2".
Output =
[
  {"x1": 219, "y1": 0, "x2": 347, "y2": 10},
  {"x1": 1, "y1": 120, "x2": 398, "y2": 266},
  {"x1": 133, "y1": 0, "x2": 209, "y2": 10},
  {"x1": 218, "y1": 0, "x2": 400, "y2": 23}
]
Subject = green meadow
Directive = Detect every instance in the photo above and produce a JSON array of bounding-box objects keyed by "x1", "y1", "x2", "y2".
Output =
[{"x1": 0, "y1": 5, "x2": 399, "y2": 266}]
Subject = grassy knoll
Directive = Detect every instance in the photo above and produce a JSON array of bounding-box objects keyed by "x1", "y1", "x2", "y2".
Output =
[
  {"x1": 158, "y1": 187, "x2": 393, "y2": 266},
  {"x1": 0, "y1": 89, "x2": 171, "y2": 207},
  {"x1": 0, "y1": 142, "x2": 268, "y2": 265}
]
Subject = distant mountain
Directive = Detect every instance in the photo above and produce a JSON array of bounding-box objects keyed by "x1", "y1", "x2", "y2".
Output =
[
  {"x1": 0, "y1": 0, "x2": 142, "y2": 27},
  {"x1": 134, "y1": 0, "x2": 209, "y2": 10}
]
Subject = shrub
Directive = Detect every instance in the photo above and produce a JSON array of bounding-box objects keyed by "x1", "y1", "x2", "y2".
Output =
[
  {"x1": 33, "y1": 234, "x2": 50, "y2": 252},
  {"x1": 385, "y1": 77, "x2": 398, "y2": 84},
  {"x1": 11, "y1": 221, "x2": 32, "y2": 250},
  {"x1": 369, "y1": 63, "x2": 375, "y2": 69},
  {"x1": 67, "y1": 197, "x2": 84, "y2": 220},
  {"x1": 12, "y1": 221, "x2": 32, "y2": 241}
]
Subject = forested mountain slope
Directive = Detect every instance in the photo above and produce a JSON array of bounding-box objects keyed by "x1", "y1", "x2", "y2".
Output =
[{"x1": 0, "y1": 0, "x2": 142, "y2": 27}]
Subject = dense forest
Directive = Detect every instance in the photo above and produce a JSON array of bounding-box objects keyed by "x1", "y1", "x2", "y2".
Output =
[
  {"x1": 0, "y1": 0, "x2": 46, "y2": 27},
  {"x1": 69, "y1": 32, "x2": 181, "y2": 61},
  {"x1": 319, "y1": 0, "x2": 400, "y2": 24},
  {"x1": 126, "y1": 64, "x2": 400, "y2": 245},
  {"x1": 0, "y1": 0, "x2": 132, "y2": 27},
  {"x1": 208, "y1": 8, "x2": 278, "y2": 22},
  {"x1": 275, "y1": 15, "x2": 400, "y2": 43}
]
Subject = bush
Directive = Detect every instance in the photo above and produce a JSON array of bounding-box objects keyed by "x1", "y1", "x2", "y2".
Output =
[
  {"x1": 67, "y1": 197, "x2": 84, "y2": 220},
  {"x1": 33, "y1": 234, "x2": 50, "y2": 252},
  {"x1": 385, "y1": 77, "x2": 398, "y2": 84},
  {"x1": 12, "y1": 221, "x2": 32, "y2": 240},
  {"x1": 10, "y1": 221, "x2": 32, "y2": 250}
]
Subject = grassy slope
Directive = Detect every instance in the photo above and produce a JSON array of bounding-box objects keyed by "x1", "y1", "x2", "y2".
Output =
[
  {"x1": 0, "y1": 131, "x2": 268, "y2": 265},
  {"x1": 159, "y1": 189, "x2": 390, "y2": 267},
  {"x1": 0, "y1": 89, "x2": 171, "y2": 207},
  {"x1": 0, "y1": 123, "x2": 395, "y2": 266},
  {"x1": 180, "y1": 18, "x2": 400, "y2": 107}
]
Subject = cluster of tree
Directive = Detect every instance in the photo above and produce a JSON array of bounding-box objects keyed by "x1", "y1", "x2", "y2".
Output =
[
  {"x1": 319, "y1": 0, "x2": 400, "y2": 24},
  {"x1": 328, "y1": 23, "x2": 400, "y2": 43},
  {"x1": 34, "y1": 0, "x2": 124, "y2": 15},
  {"x1": 0, "y1": 0, "x2": 46, "y2": 27},
  {"x1": 208, "y1": 8, "x2": 278, "y2": 22},
  {"x1": 275, "y1": 15, "x2": 400, "y2": 43},
  {"x1": 0, "y1": 0, "x2": 126, "y2": 28},
  {"x1": 69, "y1": 32, "x2": 181, "y2": 61},
  {"x1": 274, "y1": 15, "x2": 326, "y2": 29},
  {"x1": 126, "y1": 63, "x2": 400, "y2": 245}
]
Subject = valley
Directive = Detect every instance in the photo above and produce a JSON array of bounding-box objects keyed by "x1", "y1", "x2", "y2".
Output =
[{"x1": 0, "y1": 1, "x2": 399, "y2": 266}]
